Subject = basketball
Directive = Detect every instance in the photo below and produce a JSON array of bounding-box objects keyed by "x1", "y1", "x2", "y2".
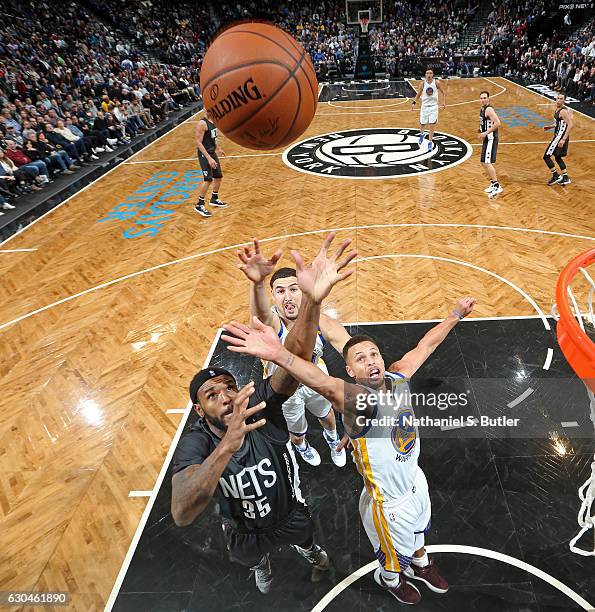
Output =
[{"x1": 199, "y1": 22, "x2": 318, "y2": 150}]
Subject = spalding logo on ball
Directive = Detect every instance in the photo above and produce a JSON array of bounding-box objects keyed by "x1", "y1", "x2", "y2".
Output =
[{"x1": 200, "y1": 22, "x2": 318, "y2": 151}]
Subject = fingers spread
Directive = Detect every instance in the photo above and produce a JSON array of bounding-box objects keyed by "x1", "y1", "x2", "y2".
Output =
[
  {"x1": 333, "y1": 237, "x2": 352, "y2": 261},
  {"x1": 336, "y1": 249, "x2": 358, "y2": 271},
  {"x1": 319, "y1": 231, "x2": 336, "y2": 256},
  {"x1": 221, "y1": 333, "x2": 245, "y2": 347},
  {"x1": 291, "y1": 249, "x2": 305, "y2": 271}
]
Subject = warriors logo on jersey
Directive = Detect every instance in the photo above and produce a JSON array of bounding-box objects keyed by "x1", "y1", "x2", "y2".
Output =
[{"x1": 391, "y1": 408, "x2": 416, "y2": 461}]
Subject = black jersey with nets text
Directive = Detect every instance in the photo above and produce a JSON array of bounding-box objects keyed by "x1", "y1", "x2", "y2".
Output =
[
  {"x1": 480, "y1": 104, "x2": 498, "y2": 138},
  {"x1": 172, "y1": 378, "x2": 306, "y2": 531},
  {"x1": 199, "y1": 118, "x2": 218, "y2": 154}
]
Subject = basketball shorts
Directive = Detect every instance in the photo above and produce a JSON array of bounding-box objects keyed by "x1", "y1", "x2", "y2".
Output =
[
  {"x1": 198, "y1": 150, "x2": 223, "y2": 181},
  {"x1": 545, "y1": 135, "x2": 569, "y2": 157},
  {"x1": 420, "y1": 106, "x2": 438, "y2": 125},
  {"x1": 359, "y1": 467, "x2": 431, "y2": 573},
  {"x1": 480, "y1": 135, "x2": 498, "y2": 163},
  {"x1": 282, "y1": 385, "x2": 332, "y2": 436},
  {"x1": 222, "y1": 504, "x2": 314, "y2": 567}
]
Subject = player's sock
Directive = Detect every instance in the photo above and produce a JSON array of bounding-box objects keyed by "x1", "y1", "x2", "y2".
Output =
[
  {"x1": 210, "y1": 191, "x2": 219, "y2": 202},
  {"x1": 197, "y1": 196, "x2": 205, "y2": 205},
  {"x1": 381, "y1": 568, "x2": 400, "y2": 587},
  {"x1": 411, "y1": 552, "x2": 429, "y2": 568},
  {"x1": 323, "y1": 428, "x2": 337, "y2": 440}
]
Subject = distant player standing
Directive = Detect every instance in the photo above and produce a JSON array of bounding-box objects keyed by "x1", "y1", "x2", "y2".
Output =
[
  {"x1": 194, "y1": 116, "x2": 227, "y2": 217},
  {"x1": 411, "y1": 69, "x2": 446, "y2": 151},
  {"x1": 478, "y1": 91, "x2": 503, "y2": 196},
  {"x1": 543, "y1": 92, "x2": 573, "y2": 186}
]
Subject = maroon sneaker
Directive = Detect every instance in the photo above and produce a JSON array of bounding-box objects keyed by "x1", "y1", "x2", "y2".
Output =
[
  {"x1": 374, "y1": 568, "x2": 421, "y2": 605},
  {"x1": 404, "y1": 558, "x2": 449, "y2": 593}
]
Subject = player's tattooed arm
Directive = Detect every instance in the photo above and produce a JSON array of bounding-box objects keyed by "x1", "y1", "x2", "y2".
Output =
[
  {"x1": 171, "y1": 447, "x2": 233, "y2": 526},
  {"x1": 171, "y1": 384, "x2": 266, "y2": 526},
  {"x1": 223, "y1": 318, "x2": 346, "y2": 409}
]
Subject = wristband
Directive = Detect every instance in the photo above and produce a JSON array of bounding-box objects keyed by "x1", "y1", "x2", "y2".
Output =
[{"x1": 452, "y1": 309, "x2": 465, "y2": 320}]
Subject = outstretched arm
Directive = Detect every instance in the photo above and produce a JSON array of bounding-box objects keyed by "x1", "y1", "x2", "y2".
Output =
[
  {"x1": 319, "y1": 312, "x2": 351, "y2": 355},
  {"x1": 237, "y1": 239, "x2": 282, "y2": 330},
  {"x1": 171, "y1": 383, "x2": 266, "y2": 526},
  {"x1": 258, "y1": 232, "x2": 356, "y2": 395},
  {"x1": 223, "y1": 319, "x2": 346, "y2": 409},
  {"x1": 389, "y1": 297, "x2": 476, "y2": 378}
]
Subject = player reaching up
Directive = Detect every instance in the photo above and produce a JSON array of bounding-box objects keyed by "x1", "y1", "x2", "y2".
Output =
[{"x1": 222, "y1": 296, "x2": 476, "y2": 605}]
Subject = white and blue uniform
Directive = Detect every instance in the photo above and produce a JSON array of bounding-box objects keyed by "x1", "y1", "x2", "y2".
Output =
[
  {"x1": 263, "y1": 315, "x2": 331, "y2": 436},
  {"x1": 420, "y1": 78, "x2": 439, "y2": 125},
  {"x1": 351, "y1": 371, "x2": 431, "y2": 572}
]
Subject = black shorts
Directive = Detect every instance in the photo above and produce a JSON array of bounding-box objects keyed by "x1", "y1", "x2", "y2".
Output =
[
  {"x1": 198, "y1": 151, "x2": 223, "y2": 181},
  {"x1": 545, "y1": 137, "x2": 569, "y2": 157},
  {"x1": 480, "y1": 135, "x2": 498, "y2": 163},
  {"x1": 222, "y1": 504, "x2": 314, "y2": 567}
]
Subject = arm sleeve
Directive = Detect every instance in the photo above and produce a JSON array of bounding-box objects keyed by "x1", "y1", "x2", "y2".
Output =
[
  {"x1": 249, "y1": 377, "x2": 290, "y2": 432},
  {"x1": 171, "y1": 430, "x2": 211, "y2": 475}
]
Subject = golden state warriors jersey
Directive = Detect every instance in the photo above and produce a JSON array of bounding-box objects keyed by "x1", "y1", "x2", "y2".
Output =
[
  {"x1": 351, "y1": 371, "x2": 420, "y2": 501},
  {"x1": 262, "y1": 316, "x2": 327, "y2": 378},
  {"x1": 421, "y1": 79, "x2": 438, "y2": 107}
]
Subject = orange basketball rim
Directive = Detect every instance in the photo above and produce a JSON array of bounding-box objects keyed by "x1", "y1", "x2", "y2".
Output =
[{"x1": 556, "y1": 247, "x2": 595, "y2": 393}]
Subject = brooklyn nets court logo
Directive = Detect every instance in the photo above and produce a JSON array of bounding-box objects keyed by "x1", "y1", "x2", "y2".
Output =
[{"x1": 282, "y1": 128, "x2": 472, "y2": 179}]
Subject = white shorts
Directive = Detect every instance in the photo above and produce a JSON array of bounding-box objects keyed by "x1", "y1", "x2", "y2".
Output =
[
  {"x1": 359, "y1": 467, "x2": 431, "y2": 572},
  {"x1": 420, "y1": 106, "x2": 438, "y2": 125},
  {"x1": 282, "y1": 385, "x2": 332, "y2": 435}
]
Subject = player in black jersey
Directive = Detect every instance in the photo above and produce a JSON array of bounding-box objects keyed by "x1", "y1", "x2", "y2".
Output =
[
  {"x1": 171, "y1": 233, "x2": 357, "y2": 594},
  {"x1": 543, "y1": 93, "x2": 573, "y2": 186},
  {"x1": 194, "y1": 116, "x2": 227, "y2": 217},
  {"x1": 478, "y1": 91, "x2": 503, "y2": 197}
]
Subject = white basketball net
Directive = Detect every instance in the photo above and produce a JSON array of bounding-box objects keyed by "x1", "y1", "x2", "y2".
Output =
[
  {"x1": 565, "y1": 264, "x2": 595, "y2": 556},
  {"x1": 569, "y1": 386, "x2": 595, "y2": 556}
]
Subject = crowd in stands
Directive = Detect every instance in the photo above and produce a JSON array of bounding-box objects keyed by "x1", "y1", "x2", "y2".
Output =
[
  {"x1": 1, "y1": 0, "x2": 594, "y2": 226},
  {"x1": 217, "y1": 0, "x2": 355, "y2": 78},
  {"x1": 369, "y1": 1, "x2": 480, "y2": 76},
  {"x1": 0, "y1": 0, "x2": 203, "y2": 217},
  {"x1": 85, "y1": 0, "x2": 215, "y2": 66}
]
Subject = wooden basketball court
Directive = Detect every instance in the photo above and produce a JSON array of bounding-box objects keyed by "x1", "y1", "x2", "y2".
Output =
[{"x1": 0, "y1": 77, "x2": 593, "y2": 610}]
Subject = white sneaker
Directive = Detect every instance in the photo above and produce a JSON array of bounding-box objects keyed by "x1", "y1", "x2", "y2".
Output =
[
  {"x1": 294, "y1": 440, "x2": 321, "y2": 466},
  {"x1": 107, "y1": 138, "x2": 118, "y2": 145},
  {"x1": 90, "y1": 154, "x2": 99, "y2": 160},
  {"x1": 2, "y1": 202, "x2": 16, "y2": 210},
  {"x1": 291, "y1": 543, "x2": 330, "y2": 570},
  {"x1": 484, "y1": 183, "x2": 495, "y2": 193},
  {"x1": 489, "y1": 184, "x2": 504, "y2": 197},
  {"x1": 0, "y1": 211, "x2": 4, "y2": 216},
  {"x1": 323, "y1": 431, "x2": 346, "y2": 467},
  {"x1": 250, "y1": 554, "x2": 273, "y2": 594},
  {"x1": 94, "y1": 147, "x2": 105, "y2": 153}
]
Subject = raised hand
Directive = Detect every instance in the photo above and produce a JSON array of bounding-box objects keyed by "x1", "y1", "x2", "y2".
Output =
[
  {"x1": 454, "y1": 297, "x2": 476, "y2": 318},
  {"x1": 221, "y1": 382, "x2": 267, "y2": 453},
  {"x1": 291, "y1": 232, "x2": 357, "y2": 304},
  {"x1": 237, "y1": 238, "x2": 283, "y2": 284},
  {"x1": 222, "y1": 317, "x2": 284, "y2": 362}
]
